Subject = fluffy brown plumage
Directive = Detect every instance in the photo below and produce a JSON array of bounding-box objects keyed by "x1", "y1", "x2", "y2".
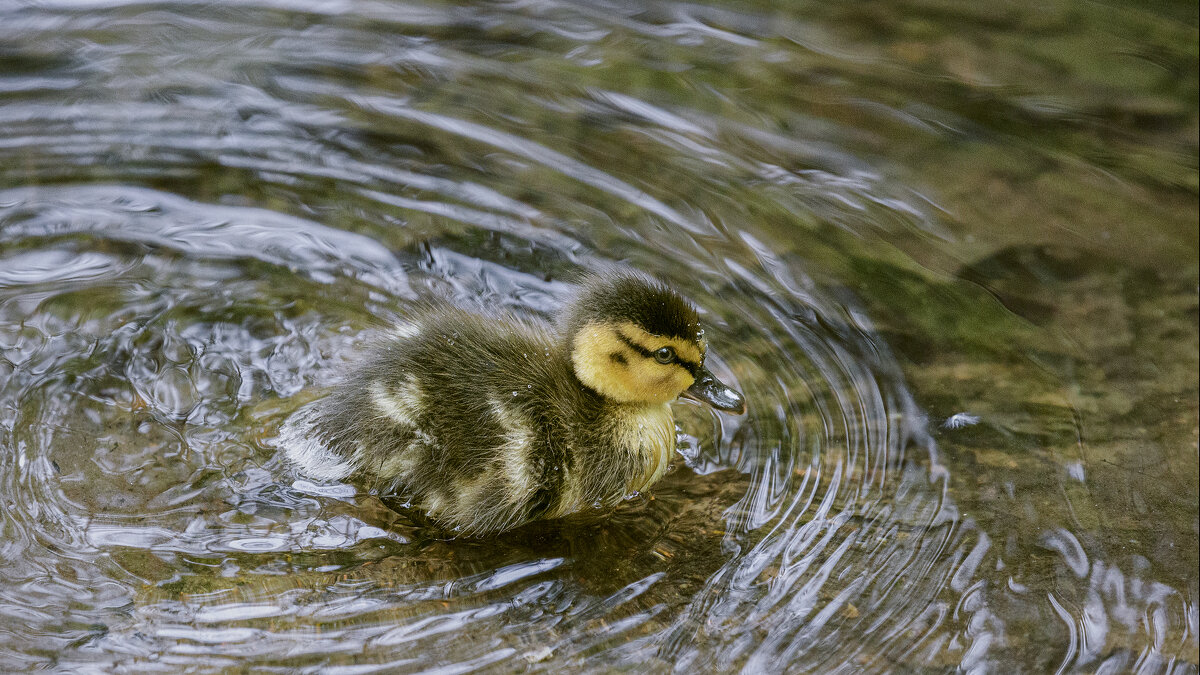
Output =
[{"x1": 279, "y1": 271, "x2": 744, "y2": 536}]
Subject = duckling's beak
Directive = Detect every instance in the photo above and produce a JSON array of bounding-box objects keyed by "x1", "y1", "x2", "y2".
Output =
[{"x1": 682, "y1": 366, "x2": 746, "y2": 415}]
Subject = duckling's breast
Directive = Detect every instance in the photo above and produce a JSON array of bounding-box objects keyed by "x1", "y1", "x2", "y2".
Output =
[
  {"x1": 545, "y1": 402, "x2": 675, "y2": 519},
  {"x1": 616, "y1": 403, "x2": 676, "y2": 495}
]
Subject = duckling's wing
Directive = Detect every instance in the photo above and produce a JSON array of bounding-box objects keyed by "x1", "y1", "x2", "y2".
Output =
[{"x1": 361, "y1": 309, "x2": 572, "y2": 534}]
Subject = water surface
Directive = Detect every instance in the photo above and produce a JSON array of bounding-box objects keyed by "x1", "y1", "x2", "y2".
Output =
[{"x1": 0, "y1": 1, "x2": 1196, "y2": 672}]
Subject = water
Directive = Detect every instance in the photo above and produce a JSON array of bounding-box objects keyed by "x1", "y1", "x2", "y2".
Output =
[{"x1": 0, "y1": 1, "x2": 1196, "y2": 672}]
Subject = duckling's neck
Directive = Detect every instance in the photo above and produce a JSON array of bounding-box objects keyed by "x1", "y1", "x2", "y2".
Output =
[{"x1": 561, "y1": 337, "x2": 677, "y2": 495}]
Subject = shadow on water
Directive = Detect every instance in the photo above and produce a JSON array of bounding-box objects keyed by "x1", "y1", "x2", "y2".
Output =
[{"x1": 0, "y1": 1, "x2": 1196, "y2": 672}]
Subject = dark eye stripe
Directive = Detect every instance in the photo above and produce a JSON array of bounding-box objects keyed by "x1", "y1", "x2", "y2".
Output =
[
  {"x1": 615, "y1": 331, "x2": 700, "y2": 377},
  {"x1": 614, "y1": 330, "x2": 654, "y2": 358}
]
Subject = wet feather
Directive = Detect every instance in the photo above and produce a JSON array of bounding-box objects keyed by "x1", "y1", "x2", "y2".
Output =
[{"x1": 280, "y1": 271, "x2": 744, "y2": 536}]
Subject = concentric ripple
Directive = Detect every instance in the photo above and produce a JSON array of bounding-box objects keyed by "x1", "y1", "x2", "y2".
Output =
[
  {"x1": 0, "y1": 180, "x2": 967, "y2": 671},
  {"x1": 1, "y1": 1, "x2": 1195, "y2": 673}
]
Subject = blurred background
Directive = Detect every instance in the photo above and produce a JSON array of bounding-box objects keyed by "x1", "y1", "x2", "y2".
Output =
[{"x1": 0, "y1": 0, "x2": 1196, "y2": 672}]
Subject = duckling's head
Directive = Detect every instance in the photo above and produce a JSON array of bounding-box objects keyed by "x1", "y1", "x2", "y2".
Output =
[{"x1": 565, "y1": 272, "x2": 745, "y2": 414}]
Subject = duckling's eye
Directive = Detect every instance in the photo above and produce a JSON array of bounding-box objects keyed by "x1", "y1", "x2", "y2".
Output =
[{"x1": 653, "y1": 347, "x2": 676, "y2": 364}]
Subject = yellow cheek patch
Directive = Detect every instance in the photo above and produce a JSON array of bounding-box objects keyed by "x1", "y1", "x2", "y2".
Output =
[
  {"x1": 620, "y1": 350, "x2": 695, "y2": 404},
  {"x1": 572, "y1": 322, "x2": 697, "y2": 404}
]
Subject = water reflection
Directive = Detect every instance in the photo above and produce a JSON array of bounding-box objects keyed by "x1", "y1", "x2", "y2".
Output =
[{"x1": 1, "y1": 0, "x2": 1196, "y2": 672}]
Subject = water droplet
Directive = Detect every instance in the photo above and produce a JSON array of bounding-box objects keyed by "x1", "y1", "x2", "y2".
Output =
[{"x1": 512, "y1": 391, "x2": 518, "y2": 396}]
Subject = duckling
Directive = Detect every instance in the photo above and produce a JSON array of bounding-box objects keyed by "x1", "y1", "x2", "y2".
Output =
[{"x1": 279, "y1": 270, "x2": 745, "y2": 536}]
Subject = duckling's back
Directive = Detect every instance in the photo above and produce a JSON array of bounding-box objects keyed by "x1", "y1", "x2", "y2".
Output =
[{"x1": 281, "y1": 308, "x2": 618, "y2": 535}]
